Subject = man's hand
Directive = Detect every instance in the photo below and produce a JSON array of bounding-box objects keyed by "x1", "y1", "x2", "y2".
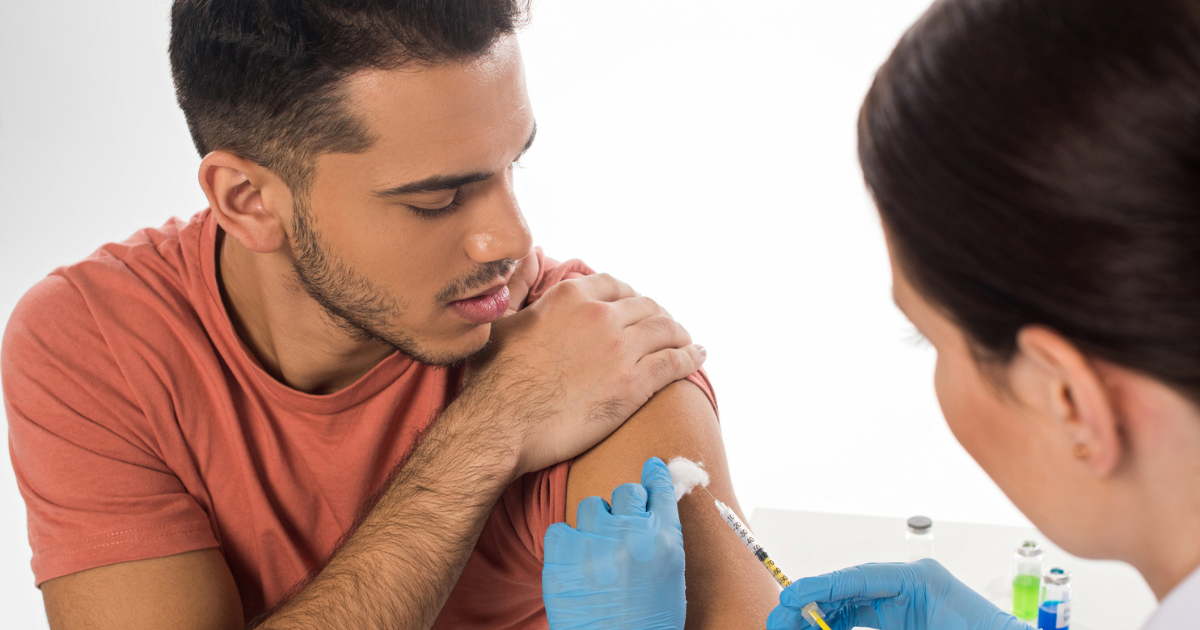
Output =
[
  {"x1": 469, "y1": 272, "x2": 707, "y2": 475},
  {"x1": 503, "y1": 252, "x2": 540, "y2": 316}
]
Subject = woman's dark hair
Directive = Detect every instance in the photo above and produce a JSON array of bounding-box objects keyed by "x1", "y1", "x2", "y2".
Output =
[
  {"x1": 860, "y1": 0, "x2": 1200, "y2": 402},
  {"x1": 169, "y1": 0, "x2": 527, "y2": 192}
]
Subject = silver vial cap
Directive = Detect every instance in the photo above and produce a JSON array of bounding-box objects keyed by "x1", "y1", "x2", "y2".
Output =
[
  {"x1": 1044, "y1": 567, "x2": 1071, "y2": 585},
  {"x1": 1016, "y1": 540, "x2": 1044, "y2": 557},
  {"x1": 907, "y1": 516, "x2": 932, "y2": 533}
]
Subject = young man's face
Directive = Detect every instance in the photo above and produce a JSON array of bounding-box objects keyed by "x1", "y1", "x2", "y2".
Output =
[{"x1": 291, "y1": 35, "x2": 536, "y2": 365}]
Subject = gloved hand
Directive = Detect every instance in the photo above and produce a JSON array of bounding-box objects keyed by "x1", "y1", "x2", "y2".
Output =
[
  {"x1": 542, "y1": 456, "x2": 686, "y2": 630},
  {"x1": 767, "y1": 558, "x2": 1028, "y2": 630}
]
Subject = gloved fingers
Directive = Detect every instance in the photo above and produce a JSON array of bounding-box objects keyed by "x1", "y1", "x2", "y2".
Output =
[
  {"x1": 587, "y1": 533, "x2": 622, "y2": 586},
  {"x1": 827, "y1": 604, "x2": 882, "y2": 630},
  {"x1": 544, "y1": 522, "x2": 588, "y2": 565},
  {"x1": 575, "y1": 495, "x2": 613, "y2": 533},
  {"x1": 911, "y1": 557, "x2": 953, "y2": 583},
  {"x1": 640, "y1": 456, "x2": 681, "y2": 527},
  {"x1": 779, "y1": 564, "x2": 905, "y2": 609},
  {"x1": 544, "y1": 526, "x2": 623, "y2": 595},
  {"x1": 777, "y1": 576, "x2": 846, "y2": 610},
  {"x1": 609, "y1": 482, "x2": 650, "y2": 517},
  {"x1": 766, "y1": 603, "x2": 813, "y2": 629}
]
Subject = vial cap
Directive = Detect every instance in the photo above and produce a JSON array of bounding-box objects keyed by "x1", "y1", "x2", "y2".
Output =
[
  {"x1": 907, "y1": 516, "x2": 932, "y2": 533},
  {"x1": 1016, "y1": 540, "x2": 1044, "y2": 557},
  {"x1": 1043, "y1": 567, "x2": 1071, "y2": 585}
]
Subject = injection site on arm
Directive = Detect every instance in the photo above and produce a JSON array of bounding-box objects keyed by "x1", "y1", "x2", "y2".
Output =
[{"x1": 668, "y1": 457, "x2": 793, "y2": 590}]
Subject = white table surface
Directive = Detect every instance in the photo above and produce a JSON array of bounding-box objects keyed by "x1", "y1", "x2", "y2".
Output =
[{"x1": 748, "y1": 509, "x2": 1156, "y2": 630}]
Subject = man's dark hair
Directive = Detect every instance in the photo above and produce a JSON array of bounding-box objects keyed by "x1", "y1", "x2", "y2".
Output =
[
  {"x1": 169, "y1": 0, "x2": 528, "y2": 192},
  {"x1": 860, "y1": 0, "x2": 1200, "y2": 402}
]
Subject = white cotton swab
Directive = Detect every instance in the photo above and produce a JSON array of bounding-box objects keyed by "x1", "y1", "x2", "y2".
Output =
[{"x1": 667, "y1": 456, "x2": 711, "y2": 501}]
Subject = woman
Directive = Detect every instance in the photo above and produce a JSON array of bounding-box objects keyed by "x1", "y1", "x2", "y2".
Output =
[{"x1": 543, "y1": 0, "x2": 1200, "y2": 628}]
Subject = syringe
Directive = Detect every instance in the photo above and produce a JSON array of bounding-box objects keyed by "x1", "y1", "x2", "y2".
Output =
[
  {"x1": 696, "y1": 485, "x2": 832, "y2": 630},
  {"x1": 701, "y1": 487, "x2": 793, "y2": 589}
]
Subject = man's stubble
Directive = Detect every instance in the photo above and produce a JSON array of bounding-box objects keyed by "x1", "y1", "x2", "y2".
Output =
[{"x1": 288, "y1": 199, "x2": 512, "y2": 368}]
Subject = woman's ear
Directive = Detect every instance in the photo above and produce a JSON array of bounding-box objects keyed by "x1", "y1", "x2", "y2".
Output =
[
  {"x1": 1013, "y1": 326, "x2": 1123, "y2": 477},
  {"x1": 198, "y1": 151, "x2": 290, "y2": 253}
]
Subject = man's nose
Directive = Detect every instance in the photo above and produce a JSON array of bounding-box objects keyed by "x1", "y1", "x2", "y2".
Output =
[{"x1": 464, "y1": 175, "x2": 533, "y2": 265}]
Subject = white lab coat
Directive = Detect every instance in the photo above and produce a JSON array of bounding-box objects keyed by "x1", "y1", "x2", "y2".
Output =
[{"x1": 1142, "y1": 564, "x2": 1200, "y2": 629}]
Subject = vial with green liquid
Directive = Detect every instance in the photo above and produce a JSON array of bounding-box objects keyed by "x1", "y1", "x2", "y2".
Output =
[{"x1": 1012, "y1": 540, "x2": 1044, "y2": 620}]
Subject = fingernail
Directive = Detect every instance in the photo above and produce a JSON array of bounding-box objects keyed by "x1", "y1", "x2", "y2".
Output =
[{"x1": 695, "y1": 344, "x2": 706, "y2": 357}]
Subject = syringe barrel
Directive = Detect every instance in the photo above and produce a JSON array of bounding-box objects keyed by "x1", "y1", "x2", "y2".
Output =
[
  {"x1": 715, "y1": 500, "x2": 765, "y2": 555},
  {"x1": 714, "y1": 499, "x2": 792, "y2": 587}
]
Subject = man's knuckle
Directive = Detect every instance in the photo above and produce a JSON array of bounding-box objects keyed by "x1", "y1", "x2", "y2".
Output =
[
  {"x1": 610, "y1": 331, "x2": 632, "y2": 355},
  {"x1": 665, "y1": 351, "x2": 684, "y2": 373},
  {"x1": 639, "y1": 315, "x2": 668, "y2": 334},
  {"x1": 556, "y1": 279, "x2": 583, "y2": 299},
  {"x1": 582, "y1": 300, "x2": 612, "y2": 325},
  {"x1": 646, "y1": 354, "x2": 678, "y2": 382},
  {"x1": 620, "y1": 365, "x2": 642, "y2": 391}
]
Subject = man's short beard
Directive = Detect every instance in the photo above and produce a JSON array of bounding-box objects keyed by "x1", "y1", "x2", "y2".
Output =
[{"x1": 289, "y1": 200, "x2": 492, "y2": 367}]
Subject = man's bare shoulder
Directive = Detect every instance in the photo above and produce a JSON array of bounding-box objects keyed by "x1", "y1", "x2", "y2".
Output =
[
  {"x1": 565, "y1": 379, "x2": 781, "y2": 629},
  {"x1": 566, "y1": 379, "x2": 720, "y2": 522}
]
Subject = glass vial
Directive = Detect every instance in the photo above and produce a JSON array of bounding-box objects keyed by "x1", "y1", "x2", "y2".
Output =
[
  {"x1": 905, "y1": 516, "x2": 934, "y2": 561},
  {"x1": 1012, "y1": 540, "x2": 1044, "y2": 620},
  {"x1": 1038, "y1": 567, "x2": 1072, "y2": 630}
]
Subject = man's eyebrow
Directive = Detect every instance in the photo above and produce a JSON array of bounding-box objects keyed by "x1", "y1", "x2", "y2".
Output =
[
  {"x1": 371, "y1": 123, "x2": 538, "y2": 199},
  {"x1": 372, "y1": 172, "x2": 493, "y2": 198}
]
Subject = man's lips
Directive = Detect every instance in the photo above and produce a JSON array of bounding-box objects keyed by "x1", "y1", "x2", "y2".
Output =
[
  {"x1": 458, "y1": 278, "x2": 510, "y2": 302},
  {"x1": 448, "y1": 284, "x2": 510, "y2": 325}
]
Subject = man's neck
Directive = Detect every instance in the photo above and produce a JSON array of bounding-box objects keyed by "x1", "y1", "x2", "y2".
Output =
[{"x1": 216, "y1": 231, "x2": 396, "y2": 395}]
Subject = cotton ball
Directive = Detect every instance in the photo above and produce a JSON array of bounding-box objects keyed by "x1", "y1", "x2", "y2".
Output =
[{"x1": 667, "y1": 456, "x2": 710, "y2": 501}]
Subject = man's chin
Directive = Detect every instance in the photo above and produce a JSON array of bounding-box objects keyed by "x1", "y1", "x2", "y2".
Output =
[{"x1": 389, "y1": 329, "x2": 492, "y2": 369}]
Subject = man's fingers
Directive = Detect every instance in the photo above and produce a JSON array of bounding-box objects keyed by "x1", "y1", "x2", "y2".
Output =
[
  {"x1": 626, "y1": 316, "x2": 692, "y2": 360},
  {"x1": 573, "y1": 273, "x2": 637, "y2": 303},
  {"x1": 611, "y1": 296, "x2": 672, "y2": 327},
  {"x1": 633, "y1": 345, "x2": 706, "y2": 395},
  {"x1": 503, "y1": 253, "x2": 540, "y2": 316}
]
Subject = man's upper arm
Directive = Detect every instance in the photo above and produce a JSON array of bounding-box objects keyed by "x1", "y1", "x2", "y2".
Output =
[
  {"x1": 565, "y1": 380, "x2": 781, "y2": 628},
  {"x1": 42, "y1": 549, "x2": 243, "y2": 630},
  {"x1": 4, "y1": 276, "x2": 233, "y2": 627}
]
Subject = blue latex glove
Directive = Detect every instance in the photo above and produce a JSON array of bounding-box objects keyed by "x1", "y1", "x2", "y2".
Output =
[
  {"x1": 542, "y1": 456, "x2": 686, "y2": 630},
  {"x1": 767, "y1": 559, "x2": 1028, "y2": 630}
]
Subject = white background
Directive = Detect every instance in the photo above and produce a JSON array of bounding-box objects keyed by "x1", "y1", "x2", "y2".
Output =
[{"x1": 0, "y1": 1, "x2": 1031, "y2": 626}]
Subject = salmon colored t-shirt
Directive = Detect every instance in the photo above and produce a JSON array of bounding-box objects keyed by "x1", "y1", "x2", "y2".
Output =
[{"x1": 2, "y1": 210, "x2": 716, "y2": 627}]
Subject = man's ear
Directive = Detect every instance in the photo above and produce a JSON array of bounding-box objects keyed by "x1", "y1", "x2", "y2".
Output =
[
  {"x1": 198, "y1": 151, "x2": 291, "y2": 253},
  {"x1": 1013, "y1": 326, "x2": 1122, "y2": 477}
]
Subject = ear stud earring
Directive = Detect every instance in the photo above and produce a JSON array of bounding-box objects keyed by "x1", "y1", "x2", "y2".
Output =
[{"x1": 1073, "y1": 444, "x2": 1091, "y2": 460}]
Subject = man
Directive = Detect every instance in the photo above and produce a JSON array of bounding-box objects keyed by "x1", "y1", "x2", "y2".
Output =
[{"x1": 2, "y1": 1, "x2": 779, "y2": 628}]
